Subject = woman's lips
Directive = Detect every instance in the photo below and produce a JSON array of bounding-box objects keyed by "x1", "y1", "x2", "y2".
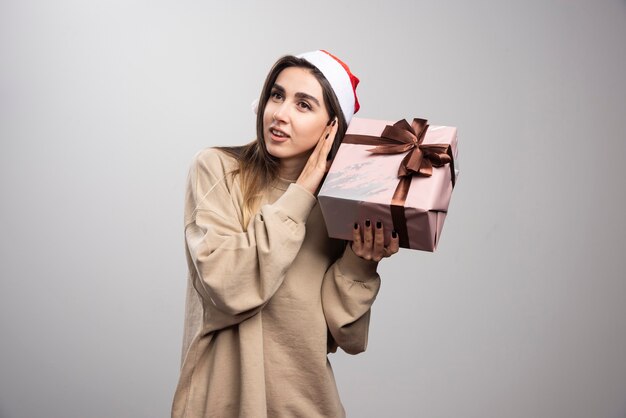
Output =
[{"x1": 268, "y1": 127, "x2": 290, "y2": 142}]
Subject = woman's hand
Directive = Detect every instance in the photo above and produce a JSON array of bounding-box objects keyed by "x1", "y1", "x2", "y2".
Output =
[
  {"x1": 351, "y1": 220, "x2": 400, "y2": 262},
  {"x1": 296, "y1": 118, "x2": 338, "y2": 195}
]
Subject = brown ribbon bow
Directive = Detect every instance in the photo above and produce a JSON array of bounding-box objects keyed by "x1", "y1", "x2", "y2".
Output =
[
  {"x1": 342, "y1": 118, "x2": 456, "y2": 247},
  {"x1": 344, "y1": 118, "x2": 455, "y2": 185}
]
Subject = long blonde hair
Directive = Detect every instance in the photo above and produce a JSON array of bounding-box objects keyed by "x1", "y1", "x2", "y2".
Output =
[{"x1": 218, "y1": 55, "x2": 348, "y2": 229}]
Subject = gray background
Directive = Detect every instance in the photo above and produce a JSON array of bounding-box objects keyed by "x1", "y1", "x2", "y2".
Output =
[{"x1": 1, "y1": 0, "x2": 625, "y2": 417}]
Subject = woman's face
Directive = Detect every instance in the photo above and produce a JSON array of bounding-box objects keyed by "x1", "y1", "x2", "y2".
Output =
[{"x1": 263, "y1": 66, "x2": 330, "y2": 166}]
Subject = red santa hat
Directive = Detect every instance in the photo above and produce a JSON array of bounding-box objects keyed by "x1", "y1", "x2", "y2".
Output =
[{"x1": 297, "y1": 50, "x2": 360, "y2": 124}]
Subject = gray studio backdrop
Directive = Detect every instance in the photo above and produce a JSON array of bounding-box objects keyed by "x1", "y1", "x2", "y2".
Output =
[{"x1": 1, "y1": 1, "x2": 625, "y2": 417}]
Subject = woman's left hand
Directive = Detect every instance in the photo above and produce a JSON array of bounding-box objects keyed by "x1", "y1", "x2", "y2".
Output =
[{"x1": 351, "y1": 219, "x2": 400, "y2": 262}]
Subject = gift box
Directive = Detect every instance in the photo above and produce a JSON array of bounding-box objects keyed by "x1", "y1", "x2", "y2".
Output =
[{"x1": 318, "y1": 117, "x2": 458, "y2": 251}]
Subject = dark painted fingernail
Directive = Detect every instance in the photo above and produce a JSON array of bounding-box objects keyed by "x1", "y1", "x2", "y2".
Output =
[
  {"x1": 365, "y1": 219, "x2": 371, "y2": 227},
  {"x1": 392, "y1": 230, "x2": 397, "y2": 238},
  {"x1": 326, "y1": 152, "x2": 333, "y2": 161},
  {"x1": 324, "y1": 133, "x2": 329, "y2": 139},
  {"x1": 327, "y1": 119, "x2": 332, "y2": 126},
  {"x1": 354, "y1": 222, "x2": 358, "y2": 229},
  {"x1": 376, "y1": 221, "x2": 382, "y2": 229},
  {"x1": 331, "y1": 119, "x2": 336, "y2": 126}
]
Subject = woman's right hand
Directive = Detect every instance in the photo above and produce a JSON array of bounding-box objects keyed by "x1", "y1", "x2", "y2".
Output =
[{"x1": 296, "y1": 118, "x2": 338, "y2": 195}]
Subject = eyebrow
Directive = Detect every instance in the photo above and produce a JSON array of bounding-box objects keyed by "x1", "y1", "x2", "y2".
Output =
[{"x1": 272, "y1": 83, "x2": 321, "y2": 107}]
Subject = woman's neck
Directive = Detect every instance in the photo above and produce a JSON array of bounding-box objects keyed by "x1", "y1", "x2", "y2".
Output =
[{"x1": 278, "y1": 153, "x2": 309, "y2": 181}]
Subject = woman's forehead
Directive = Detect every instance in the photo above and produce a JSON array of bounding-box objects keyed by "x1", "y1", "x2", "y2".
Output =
[{"x1": 274, "y1": 67, "x2": 323, "y2": 98}]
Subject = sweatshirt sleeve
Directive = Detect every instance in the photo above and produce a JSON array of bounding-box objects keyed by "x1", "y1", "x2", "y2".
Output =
[
  {"x1": 322, "y1": 243, "x2": 381, "y2": 355},
  {"x1": 184, "y1": 149, "x2": 317, "y2": 329}
]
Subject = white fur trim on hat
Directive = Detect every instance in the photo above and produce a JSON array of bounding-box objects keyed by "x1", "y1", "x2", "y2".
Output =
[{"x1": 297, "y1": 50, "x2": 358, "y2": 124}]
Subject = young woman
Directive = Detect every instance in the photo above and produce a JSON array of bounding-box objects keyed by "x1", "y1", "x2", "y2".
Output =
[{"x1": 172, "y1": 50, "x2": 399, "y2": 418}]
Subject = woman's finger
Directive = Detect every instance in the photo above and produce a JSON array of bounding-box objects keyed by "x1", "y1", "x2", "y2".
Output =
[
  {"x1": 317, "y1": 117, "x2": 337, "y2": 166},
  {"x1": 351, "y1": 222, "x2": 362, "y2": 255},
  {"x1": 372, "y1": 220, "x2": 385, "y2": 261},
  {"x1": 383, "y1": 230, "x2": 400, "y2": 258},
  {"x1": 308, "y1": 122, "x2": 331, "y2": 161},
  {"x1": 389, "y1": 230, "x2": 400, "y2": 254},
  {"x1": 362, "y1": 219, "x2": 373, "y2": 258}
]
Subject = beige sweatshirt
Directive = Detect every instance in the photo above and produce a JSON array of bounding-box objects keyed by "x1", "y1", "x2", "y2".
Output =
[{"x1": 171, "y1": 148, "x2": 381, "y2": 418}]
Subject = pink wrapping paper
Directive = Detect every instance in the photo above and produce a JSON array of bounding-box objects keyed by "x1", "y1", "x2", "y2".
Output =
[{"x1": 318, "y1": 117, "x2": 459, "y2": 251}]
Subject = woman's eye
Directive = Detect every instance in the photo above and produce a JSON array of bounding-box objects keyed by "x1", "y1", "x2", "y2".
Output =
[
  {"x1": 270, "y1": 92, "x2": 283, "y2": 101},
  {"x1": 297, "y1": 101, "x2": 312, "y2": 111}
]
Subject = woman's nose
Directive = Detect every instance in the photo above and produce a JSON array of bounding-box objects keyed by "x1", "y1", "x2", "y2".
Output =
[{"x1": 272, "y1": 103, "x2": 289, "y2": 123}]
